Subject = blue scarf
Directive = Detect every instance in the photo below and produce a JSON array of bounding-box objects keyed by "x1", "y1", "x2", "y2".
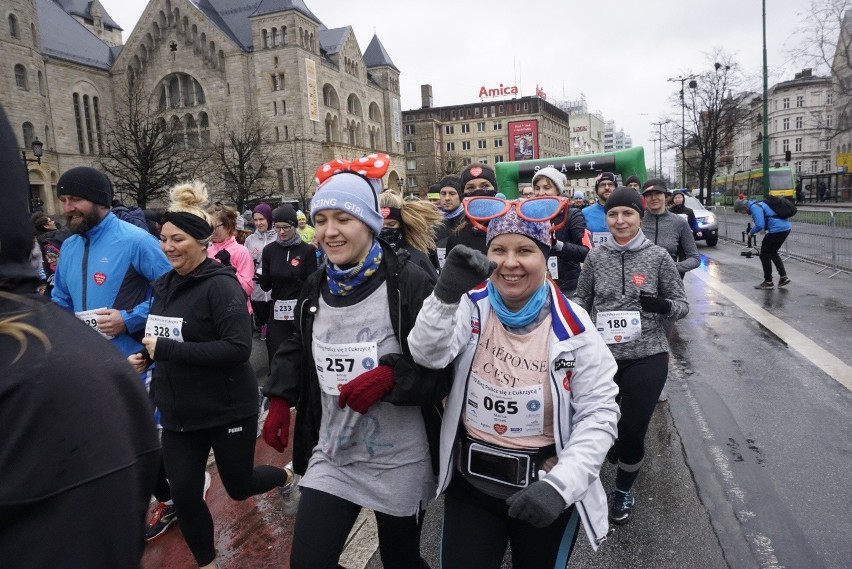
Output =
[
  {"x1": 325, "y1": 239, "x2": 383, "y2": 296},
  {"x1": 444, "y1": 204, "x2": 464, "y2": 220},
  {"x1": 486, "y1": 280, "x2": 548, "y2": 328}
]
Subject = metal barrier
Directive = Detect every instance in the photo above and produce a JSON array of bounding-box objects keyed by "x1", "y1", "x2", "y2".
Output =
[{"x1": 709, "y1": 206, "x2": 852, "y2": 277}]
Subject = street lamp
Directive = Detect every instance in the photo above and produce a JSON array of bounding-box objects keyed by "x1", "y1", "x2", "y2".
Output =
[
  {"x1": 651, "y1": 121, "x2": 669, "y2": 177},
  {"x1": 397, "y1": 177, "x2": 403, "y2": 193},
  {"x1": 667, "y1": 74, "x2": 698, "y2": 189},
  {"x1": 22, "y1": 137, "x2": 43, "y2": 166}
]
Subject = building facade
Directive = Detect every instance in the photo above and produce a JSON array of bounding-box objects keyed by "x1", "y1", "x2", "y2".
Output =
[
  {"x1": 3, "y1": 0, "x2": 403, "y2": 214},
  {"x1": 401, "y1": 86, "x2": 572, "y2": 195},
  {"x1": 604, "y1": 119, "x2": 632, "y2": 152}
]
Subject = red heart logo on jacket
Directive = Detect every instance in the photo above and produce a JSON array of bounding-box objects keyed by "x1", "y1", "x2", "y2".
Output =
[
  {"x1": 493, "y1": 424, "x2": 507, "y2": 435},
  {"x1": 93, "y1": 272, "x2": 106, "y2": 285}
]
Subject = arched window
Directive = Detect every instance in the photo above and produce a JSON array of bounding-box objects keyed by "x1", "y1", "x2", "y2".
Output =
[
  {"x1": 37, "y1": 70, "x2": 44, "y2": 95},
  {"x1": 199, "y1": 112, "x2": 210, "y2": 147},
  {"x1": 159, "y1": 72, "x2": 206, "y2": 110},
  {"x1": 22, "y1": 122, "x2": 34, "y2": 148},
  {"x1": 14, "y1": 64, "x2": 26, "y2": 89},
  {"x1": 272, "y1": 28, "x2": 280, "y2": 47},
  {"x1": 262, "y1": 29, "x2": 268, "y2": 49},
  {"x1": 323, "y1": 84, "x2": 339, "y2": 109},
  {"x1": 185, "y1": 114, "x2": 199, "y2": 148},
  {"x1": 8, "y1": 14, "x2": 19, "y2": 38},
  {"x1": 82, "y1": 95, "x2": 95, "y2": 154},
  {"x1": 282, "y1": 27, "x2": 288, "y2": 45},
  {"x1": 73, "y1": 93, "x2": 85, "y2": 153}
]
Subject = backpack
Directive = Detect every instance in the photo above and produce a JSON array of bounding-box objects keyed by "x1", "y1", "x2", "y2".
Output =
[{"x1": 761, "y1": 196, "x2": 797, "y2": 219}]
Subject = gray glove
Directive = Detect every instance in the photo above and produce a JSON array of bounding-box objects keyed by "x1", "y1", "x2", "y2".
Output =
[
  {"x1": 433, "y1": 245, "x2": 496, "y2": 304},
  {"x1": 505, "y1": 481, "x2": 566, "y2": 528}
]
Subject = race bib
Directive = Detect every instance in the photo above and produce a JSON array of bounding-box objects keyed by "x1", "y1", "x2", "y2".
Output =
[
  {"x1": 437, "y1": 247, "x2": 447, "y2": 269},
  {"x1": 314, "y1": 340, "x2": 379, "y2": 395},
  {"x1": 596, "y1": 310, "x2": 641, "y2": 344},
  {"x1": 464, "y1": 373, "x2": 544, "y2": 437},
  {"x1": 145, "y1": 314, "x2": 184, "y2": 343},
  {"x1": 547, "y1": 256, "x2": 559, "y2": 280},
  {"x1": 591, "y1": 231, "x2": 612, "y2": 248},
  {"x1": 75, "y1": 308, "x2": 114, "y2": 340},
  {"x1": 273, "y1": 299, "x2": 297, "y2": 321}
]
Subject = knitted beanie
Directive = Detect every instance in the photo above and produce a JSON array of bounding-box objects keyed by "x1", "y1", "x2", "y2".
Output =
[
  {"x1": 252, "y1": 203, "x2": 273, "y2": 226},
  {"x1": 56, "y1": 166, "x2": 113, "y2": 207},
  {"x1": 572, "y1": 191, "x2": 585, "y2": 200},
  {"x1": 460, "y1": 164, "x2": 497, "y2": 189},
  {"x1": 310, "y1": 172, "x2": 383, "y2": 235},
  {"x1": 485, "y1": 208, "x2": 551, "y2": 258},
  {"x1": 273, "y1": 204, "x2": 298, "y2": 227},
  {"x1": 532, "y1": 166, "x2": 567, "y2": 195},
  {"x1": 625, "y1": 175, "x2": 642, "y2": 186},
  {"x1": 438, "y1": 176, "x2": 463, "y2": 196},
  {"x1": 605, "y1": 187, "x2": 645, "y2": 217}
]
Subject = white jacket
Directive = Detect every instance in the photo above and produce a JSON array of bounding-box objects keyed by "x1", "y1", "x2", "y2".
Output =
[
  {"x1": 244, "y1": 229, "x2": 276, "y2": 302},
  {"x1": 408, "y1": 279, "x2": 620, "y2": 549}
]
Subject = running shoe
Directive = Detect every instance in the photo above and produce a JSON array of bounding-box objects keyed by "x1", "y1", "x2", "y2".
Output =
[
  {"x1": 778, "y1": 276, "x2": 791, "y2": 287},
  {"x1": 145, "y1": 501, "x2": 177, "y2": 542},
  {"x1": 754, "y1": 281, "x2": 774, "y2": 289},
  {"x1": 609, "y1": 489, "x2": 635, "y2": 525}
]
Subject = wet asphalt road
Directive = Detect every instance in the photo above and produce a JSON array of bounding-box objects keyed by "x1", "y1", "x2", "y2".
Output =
[{"x1": 354, "y1": 239, "x2": 852, "y2": 569}]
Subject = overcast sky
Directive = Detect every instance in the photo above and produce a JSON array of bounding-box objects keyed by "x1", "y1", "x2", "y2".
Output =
[{"x1": 101, "y1": 0, "x2": 817, "y2": 176}]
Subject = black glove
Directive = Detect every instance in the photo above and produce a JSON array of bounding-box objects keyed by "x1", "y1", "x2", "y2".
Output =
[
  {"x1": 639, "y1": 293, "x2": 671, "y2": 314},
  {"x1": 214, "y1": 249, "x2": 232, "y2": 267},
  {"x1": 433, "y1": 245, "x2": 496, "y2": 304},
  {"x1": 505, "y1": 481, "x2": 566, "y2": 528}
]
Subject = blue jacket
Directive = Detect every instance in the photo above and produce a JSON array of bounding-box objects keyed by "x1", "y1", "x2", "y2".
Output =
[
  {"x1": 581, "y1": 203, "x2": 608, "y2": 233},
  {"x1": 748, "y1": 200, "x2": 792, "y2": 234},
  {"x1": 52, "y1": 213, "x2": 172, "y2": 356}
]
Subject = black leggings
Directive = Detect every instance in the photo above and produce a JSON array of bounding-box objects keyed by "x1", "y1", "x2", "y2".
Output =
[
  {"x1": 290, "y1": 487, "x2": 428, "y2": 569},
  {"x1": 759, "y1": 230, "x2": 790, "y2": 282},
  {"x1": 442, "y1": 475, "x2": 580, "y2": 569},
  {"x1": 609, "y1": 353, "x2": 669, "y2": 480},
  {"x1": 161, "y1": 415, "x2": 286, "y2": 566}
]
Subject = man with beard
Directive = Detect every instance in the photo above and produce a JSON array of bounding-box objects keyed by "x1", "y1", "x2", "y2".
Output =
[
  {"x1": 52, "y1": 166, "x2": 172, "y2": 359},
  {"x1": 582, "y1": 171, "x2": 617, "y2": 247}
]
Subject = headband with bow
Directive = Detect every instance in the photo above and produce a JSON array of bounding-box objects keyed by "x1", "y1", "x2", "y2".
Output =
[{"x1": 314, "y1": 153, "x2": 391, "y2": 187}]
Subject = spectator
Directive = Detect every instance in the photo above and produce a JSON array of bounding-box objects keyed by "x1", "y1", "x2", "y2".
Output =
[{"x1": 734, "y1": 197, "x2": 792, "y2": 289}]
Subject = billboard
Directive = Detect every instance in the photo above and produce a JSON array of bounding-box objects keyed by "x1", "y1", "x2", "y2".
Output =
[
  {"x1": 305, "y1": 59, "x2": 319, "y2": 122},
  {"x1": 508, "y1": 120, "x2": 538, "y2": 161}
]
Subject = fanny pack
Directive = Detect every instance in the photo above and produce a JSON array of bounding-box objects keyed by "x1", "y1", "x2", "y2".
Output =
[{"x1": 458, "y1": 432, "x2": 556, "y2": 492}]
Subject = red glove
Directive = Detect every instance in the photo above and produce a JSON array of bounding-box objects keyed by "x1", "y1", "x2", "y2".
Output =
[
  {"x1": 262, "y1": 397, "x2": 291, "y2": 453},
  {"x1": 338, "y1": 365, "x2": 394, "y2": 414}
]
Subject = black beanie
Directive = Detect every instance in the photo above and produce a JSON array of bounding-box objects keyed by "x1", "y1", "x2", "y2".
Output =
[
  {"x1": 605, "y1": 187, "x2": 645, "y2": 217},
  {"x1": 437, "y1": 176, "x2": 462, "y2": 196},
  {"x1": 625, "y1": 175, "x2": 641, "y2": 186},
  {"x1": 272, "y1": 204, "x2": 298, "y2": 227},
  {"x1": 640, "y1": 178, "x2": 668, "y2": 195},
  {"x1": 594, "y1": 172, "x2": 617, "y2": 190},
  {"x1": 56, "y1": 166, "x2": 113, "y2": 207},
  {"x1": 460, "y1": 164, "x2": 497, "y2": 190}
]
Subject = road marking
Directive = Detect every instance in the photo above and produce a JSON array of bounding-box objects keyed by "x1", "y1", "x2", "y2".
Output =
[{"x1": 689, "y1": 270, "x2": 852, "y2": 392}]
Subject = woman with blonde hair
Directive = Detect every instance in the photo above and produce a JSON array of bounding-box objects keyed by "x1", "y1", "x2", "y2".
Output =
[
  {"x1": 207, "y1": 205, "x2": 255, "y2": 305},
  {"x1": 378, "y1": 191, "x2": 443, "y2": 282},
  {"x1": 130, "y1": 181, "x2": 292, "y2": 569}
]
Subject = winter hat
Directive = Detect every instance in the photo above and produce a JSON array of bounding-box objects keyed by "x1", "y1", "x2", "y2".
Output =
[
  {"x1": 296, "y1": 211, "x2": 307, "y2": 221},
  {"x1": 486, "y1": 208, "x2": 551, "y2": 259},
  {"x1": 640, "y1": 178, "x2": 668, "y2": 195},
  {"x1": 56, "y1": 166, "x2": 113, "y2": 207},
  {"x1": 273, "y1": 204, "x2": 298, "y2": 227},
  {"x1": 532, "y1": 167, "x2": 567, "y2": 195},
  {"x1": 605, "y1": 187, "x2": 645, "y2": 217},
  {"x1": 594, "y1": 172, "x2": 617, "y2": 191},
  {"x1": 252, "y1": 203, "x2": 273, "y2": 226},
  {"x1": 0, "y1": 105, "x2": 38, "y2": 286},
  {"x1": 572, "y1": 191, "x2": 585, "y2": 200},
  {"x1": 310, "y1": 172, "x2": 383, "y2": 236},
  {"x1": 733, "y1": 198, "x2": 750, "y2": 213},
  {"x1": 625, "y1": 175, "x2": 642, "y2": 187},
  {"x1": 460, "y1": 164, "x2": 497, "y2": 190},
  {"x1": 438, "y1": 176, "x2": 462, "y2": 196}
]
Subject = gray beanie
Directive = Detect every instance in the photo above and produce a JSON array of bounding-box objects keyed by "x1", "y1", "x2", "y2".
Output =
[
  {"x1": 532, "y1": 166, "x2": 567, "y2": 195},
  {"x1": 310, "y1": 172, "x2": 383, "y2": 235}
]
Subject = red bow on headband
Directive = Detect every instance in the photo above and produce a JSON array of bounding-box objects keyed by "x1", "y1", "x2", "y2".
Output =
[{"x1": 314, "y1": 153, "x2": 391, "y2": 186}]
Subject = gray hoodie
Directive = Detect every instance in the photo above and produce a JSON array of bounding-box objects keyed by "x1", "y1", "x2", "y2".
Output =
[
  {"x1": 573, "y1": 231, "x2": 688, "y2": 360},
  {"x1": 641, "y1": 210, "x2": 699, "y2": 274}
]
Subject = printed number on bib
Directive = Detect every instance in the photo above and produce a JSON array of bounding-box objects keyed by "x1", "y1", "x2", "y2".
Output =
[
  {"x1": 596, "y1": 310, "x2": 641, "y2": 344},
  {"x1": 273, "y1": 299, "x2": 297, "y2": 321},
  {"x1": 547, "y1": 256, "x2": 559, "y2": 280},
  {"x1": 591, "y1": 232, "x2": 612, "y2": 248},
  {"x1": 313, "y1": 339, "x2": 379, "y2": 395},
  {"x1": 75, "y1": 308, "x2": 114, "y2": 340},
  {"x1": 145, "y1": 314, "x2": 184, "y2": 343},
  {"x1": 464, "y1": 374, "x2": 544, "y2": 437}
]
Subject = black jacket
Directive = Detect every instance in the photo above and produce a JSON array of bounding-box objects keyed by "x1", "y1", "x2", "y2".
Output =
[
  {"x1": 445, "y1": 221, "x2": 488, "y2": 256},
  {"x1": 264, "y1": 241, "x2": 453, "y2": 475},
  {"x1": 552, "y1": 208, "x2": 589, "y2": 292},
  {"x1": 258, "y1": 239, "x2": 318, "y2": 300},
  {"x1": 150, "y1": 258, "x2": 258, "y2": 431}
]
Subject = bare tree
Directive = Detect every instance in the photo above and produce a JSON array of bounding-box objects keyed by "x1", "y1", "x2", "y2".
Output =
[
  {"x1": 100, "y1": 83, "x2": 198, "y2": 208},
  {"x1": 286, "y1": 135, "x2": 314, "y2": 210},
  {"x1": 667, "y1": 50, "x2": 746, "y2": 204},
  {"x1": 210, "y1": 111, "x2": 280, "y2": 212}
]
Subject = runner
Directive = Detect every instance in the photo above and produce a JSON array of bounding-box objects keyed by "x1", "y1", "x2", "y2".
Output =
[
  {"x1": 245, "y1": 203, "x2": 276, "y2": 340},
  {"x1": 640, "y1": 179, "x2": 699, "y2": 277},
  {"x1": 379, "y1": 190, "x2": 442, "y2": 282},
  {"x1": 262, "y1": 154, "x2": 450, "y2": 569},
  {"x1": 581, "y1": 171, "x2": 617, "y2": 248},
  {"x1": 408, "y1": 197, "x2": 619, "y2": 568},
  {"x1": 573, "y1": 187, "x2": 688, "y2": 525}
]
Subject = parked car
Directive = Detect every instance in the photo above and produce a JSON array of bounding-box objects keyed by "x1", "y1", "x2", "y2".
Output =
[{"x1": 683, "y1": 195, "x2": 718, "y2": 246}]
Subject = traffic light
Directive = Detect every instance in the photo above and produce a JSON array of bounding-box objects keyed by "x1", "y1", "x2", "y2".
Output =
[{"x1": 785, "y1": 150, "x2": 792, "y2": 162}]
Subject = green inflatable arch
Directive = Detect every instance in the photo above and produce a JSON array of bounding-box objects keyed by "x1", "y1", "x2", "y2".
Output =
[{"x1": 495, "y1": 147, "x2": 648, "y2": 199}]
